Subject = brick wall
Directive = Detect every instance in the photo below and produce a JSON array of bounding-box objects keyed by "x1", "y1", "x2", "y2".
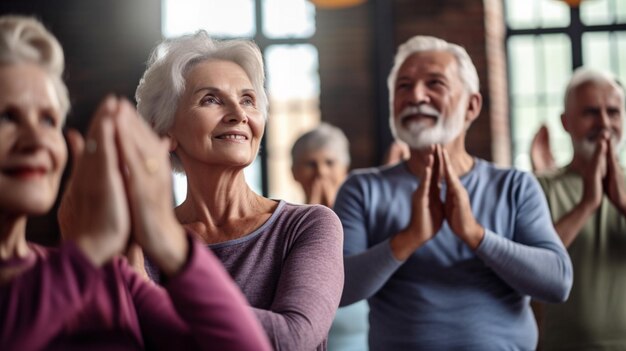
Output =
[{"x1": 314, "y1": 0, "x2": 511, "y2": 168}]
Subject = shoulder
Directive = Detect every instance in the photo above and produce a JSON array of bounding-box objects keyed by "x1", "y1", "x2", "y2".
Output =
[
  {"x1": 279, "y1": 202, "x2": 340, "y2": 224},
  {"x1": 343, "y1": 163, "x2": 410, "y2": 190},
  {"x1": 471, "y1": 159, "x2": 542, "y2": 195}
]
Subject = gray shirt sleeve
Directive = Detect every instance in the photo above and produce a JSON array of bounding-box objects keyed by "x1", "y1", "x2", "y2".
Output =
[
  {"x1": 335, "y1": 174, "x2": 404, "y2": 306},
  {"x1": 475, "y1": 174, "x2": 573, "y2": 303}
]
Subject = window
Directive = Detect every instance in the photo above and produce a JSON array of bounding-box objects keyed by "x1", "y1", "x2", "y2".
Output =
[
  {"x1": 162, "y1": 0, "x2": 320, "y2": 204},
  {"x1": 506, "y1": 0, "x2": 626, "y2": 170}
]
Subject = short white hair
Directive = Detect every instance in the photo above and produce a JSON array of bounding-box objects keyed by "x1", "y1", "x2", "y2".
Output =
[
  {"x1": 564, "y1": 67, "x2": 625, "y2": 113},
  {"x1": 135, "y1": 30, "x2": 268, "y2": 171},
  {"x1": 291, "y1": 122, "x2": 350, "y2": 166},
  {"x1": 0, "y1": 15, "x2": 70, "y2": 118},
  {"x1": 387, "y1": 35, "x2": 479, "y2": 123}
]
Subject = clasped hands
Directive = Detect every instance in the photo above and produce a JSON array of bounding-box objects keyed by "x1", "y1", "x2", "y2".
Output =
[
  {"x1": 392, "y1": 145, "x2": 484, "y2": 261},
  {"x1": 58, "y1": 96, "x2": 187, "y2": 277},
  {"x1": 581, "y1": 132, "x2": 626, "y2": 216}
]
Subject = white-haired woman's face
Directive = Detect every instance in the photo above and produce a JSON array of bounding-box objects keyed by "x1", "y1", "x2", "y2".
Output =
[
  {"x1": 0, "y1": 63, "x2": 67, "y2": 215},
  {"x1": 168, "y1": 59, "x2": 265, "y2": 171}
]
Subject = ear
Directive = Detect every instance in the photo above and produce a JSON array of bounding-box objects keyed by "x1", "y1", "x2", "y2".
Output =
[
  {"x1": 166, "y1": 132, "x2": 178, "y2": 152},
  {"x1": 560, "y1": 112, "x2": 570, "y2": 133},
  {"x1": 465, "y1": 92, "x2": 483, "y2": 124}
]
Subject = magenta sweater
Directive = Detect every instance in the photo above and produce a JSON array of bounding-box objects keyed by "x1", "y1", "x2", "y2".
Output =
[{"x1": 0, "y1": 236, "x2": 271, "y2": 351}]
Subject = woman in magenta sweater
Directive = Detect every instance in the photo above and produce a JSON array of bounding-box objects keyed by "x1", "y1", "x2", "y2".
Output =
[{"x1": 0, "y1": 15, "x2": 271, "y2": 350}]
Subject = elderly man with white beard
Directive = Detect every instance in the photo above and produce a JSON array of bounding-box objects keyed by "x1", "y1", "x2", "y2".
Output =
[
  {"x1": 333, "y1": 35, "x2": 573, "y2": 350},
  {"x1": 536, "y1": 68, "x2": 626, "y2": 350}
]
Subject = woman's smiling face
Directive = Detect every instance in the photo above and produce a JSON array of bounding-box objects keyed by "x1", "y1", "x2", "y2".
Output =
[{"x1": 168, "y1": 59, "x2": 265, "y2": 171}]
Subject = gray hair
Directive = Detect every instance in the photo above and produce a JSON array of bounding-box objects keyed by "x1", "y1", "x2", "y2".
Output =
[
  {"x1": 387, "y1": 35, "x2": 479, "y2": 121},
  {"x1": 563, "y1": 67, "x2": 625, "y2": 113},
  {"x1": 136, "y1": 30, "x2": 268, "y2": 133},
  {"x1": 135, "y1": 31, "x2": 268, "y2": 172},
  {"x1": 0, "y1": 15, "x2": 69, "y2": 118},
  {"x1": 291, "y1": 122, "x2": 350, "y2": 166}
]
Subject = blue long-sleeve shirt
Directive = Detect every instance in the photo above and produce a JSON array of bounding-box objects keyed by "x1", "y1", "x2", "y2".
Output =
[{"x1": 334, "y1": 159, "x2": 573, "y2": 351}]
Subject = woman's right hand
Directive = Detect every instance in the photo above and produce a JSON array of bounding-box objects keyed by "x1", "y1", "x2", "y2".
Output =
[
  {"x1": 113, "y1": 99, "x2": 188, "y2": 277},
  {"x1": 58, "y1": 96, "x2": 131, "y2": 267}
]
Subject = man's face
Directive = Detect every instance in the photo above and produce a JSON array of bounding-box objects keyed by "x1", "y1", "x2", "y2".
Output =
[
  {"x1": 391, "y1": 51, "x2": 469, "y2": 150},
  {"x1": 563, "y1": 81, "x2": 624, "y2": 160}
]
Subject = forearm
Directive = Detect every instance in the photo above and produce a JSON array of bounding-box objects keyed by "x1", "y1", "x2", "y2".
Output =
[
  {"x1": 341, "y1": 239, "x2": 403, "y2": 306},
  {"x1": 554, "y1": 201, "x2": 596, "y2": 247},
  {"x1": 136, "y1": 237, "x2": 271, "y2": 351},
  {"x1": 476, "y1": 230, "x2": 573, "y2": 303}
]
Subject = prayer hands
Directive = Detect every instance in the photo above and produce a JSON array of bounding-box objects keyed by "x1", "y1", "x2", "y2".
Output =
[
  {"x1": 59, "y1": 96, "x2": 187, "y2": 275},
  {"x1": 59, "y1": 97, "x2": 131, "y2": 266},
  {"x1": 392, "y1": 145, "x2": 484, "y2": 261},
  {"x1": 604, "y1": 138, "x2": 626, "y2": 215},
  {"x1": 308, "y1": 176, "x2": 340, "y2": 208}
]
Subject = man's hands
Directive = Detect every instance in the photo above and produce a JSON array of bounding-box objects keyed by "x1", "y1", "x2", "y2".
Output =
[{"x1": 391, "y1": 145, "x2": 484, "y2": 261}]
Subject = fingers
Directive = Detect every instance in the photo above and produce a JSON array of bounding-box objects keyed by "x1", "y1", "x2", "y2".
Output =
[
  {"x1": 591, "y1": 138, "x2": 608, "y2": 178},
  {"x1": 115, "y1": 98, "x2": 169, "y2": 179},
  {"x1": 442, "y1": 148, "x2": 461, "y2": 189},
  {"x1": 65, "y1": 129, "x2": 85, "y2": 165}
]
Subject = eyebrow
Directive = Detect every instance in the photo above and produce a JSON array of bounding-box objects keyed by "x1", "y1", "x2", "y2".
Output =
[{"x1": 192, "y1": 87, "x2": 256, "y2": 96}]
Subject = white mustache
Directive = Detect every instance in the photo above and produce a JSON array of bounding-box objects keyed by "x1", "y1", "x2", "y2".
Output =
[{"x1": 398, "y1": 104, "x2": 441, "y2": 122}]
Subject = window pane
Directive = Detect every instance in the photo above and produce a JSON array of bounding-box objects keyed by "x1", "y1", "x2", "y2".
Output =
[
  {"x1": 581, "y1": 0, "x2": 613, "y2": 25},
  {"x1": 618, "y1": 0, "x2": 626, "y2": 23},
  {"x1": 263, "y1": 0, "x2": 316, "y2": 38},
  {"x1": 508, "y1": 34, "x2": 572, "y2": 170},
  {"x1": 508, "y1": 36, "x2": 538, "y2": 96},
  {"x1": 540, "y1": 0, "x2": 570, "y2": 27},
  {"x1": 583, "y1": 32, "x2": 612, "y2": 70},
  {"x1": 162, "y1": 0, "x2": 255, "y2": 38},
  {"x1": 506, "y1": 0, "x2": 569, "y2": 29},
  {"x1": 265, "y1": 45, "x2": 320, "y2": 202}
]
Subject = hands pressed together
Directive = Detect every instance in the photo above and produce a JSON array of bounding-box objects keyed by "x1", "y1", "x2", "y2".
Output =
[
  {"x1": 581, "y1": 133, "x2": 626, "y2": 216},
  {"x1": 58, "y1": 96, "x2": 187, "y2": 277},
  {"x1": 391, "y1": 145, "x2": 484, "y2": 261}
]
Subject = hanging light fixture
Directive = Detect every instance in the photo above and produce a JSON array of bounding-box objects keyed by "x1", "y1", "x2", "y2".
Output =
[
  {"x1": 310, "y1": 0, "x2": 366, "y2": 9},
  {"x1": 559, "y1": 0, "x2": 584, "y2": 7}
]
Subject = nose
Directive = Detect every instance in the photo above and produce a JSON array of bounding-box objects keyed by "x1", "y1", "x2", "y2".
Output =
[
  {"x1": 15, "y1": 116, "x2": 45, "y2": 153},
  {"x1": 411, "y1": 82, "x2": 430, "y2": 104},
  {"x1": 314, "y1": 162, "x2": 330, "y2": 178},
  {"x1": 223, "y1": 102, "x2": 248, "y2": 124},
  {"x1": 598, "y1": 109, "x2": 611, "y2": 129}
]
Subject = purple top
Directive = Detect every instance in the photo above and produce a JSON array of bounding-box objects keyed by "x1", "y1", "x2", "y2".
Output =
[
  {"x1": 206, "y1": 201, "x2": 344, "y2": 351},
  {"x1": 0, "y1": 236, "x2": 271, "y2": 351}
]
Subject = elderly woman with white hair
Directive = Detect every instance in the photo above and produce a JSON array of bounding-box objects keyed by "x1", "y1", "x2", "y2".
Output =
[
  {"x1": 291, "y1": 122, "x2": 351, "y2": 208},
  {"x1": 0, "y1": 15, "x2": 271, "y2": 350},
  {"x1": 136, "y1": 31, "x2": 344, "y2": 351}
]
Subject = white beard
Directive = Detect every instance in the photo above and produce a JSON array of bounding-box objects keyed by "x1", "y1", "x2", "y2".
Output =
[
  {"x1": 573, "y1": 131, "x2": 624, "y2": 161},
  {"x1": 390, "y1": 97, "x2": 467, "y2": 150}
]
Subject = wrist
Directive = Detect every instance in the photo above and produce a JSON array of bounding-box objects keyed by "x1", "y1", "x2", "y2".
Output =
[
  {"x1": 143, "y1": 224, "x2": 188, "y2": 277},
  {"x1": 390, "y1": 230, "x2": 424, "y2": 261},
  {"x1": 464, "y1": 223, "x2": 485, "y2": 250}
]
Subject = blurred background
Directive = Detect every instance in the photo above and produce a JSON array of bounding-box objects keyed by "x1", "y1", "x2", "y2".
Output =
[{"x1": 1, "y1": 0, "x2": 624, "y2": 244}]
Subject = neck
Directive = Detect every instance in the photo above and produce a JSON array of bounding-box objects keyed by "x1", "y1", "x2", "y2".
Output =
[
  {"x1": 175, "y1": 164, "x2": 274, "y2": 240},
  {"x1": 0, "y1": 213, "x2": 30, "y2": 260}
]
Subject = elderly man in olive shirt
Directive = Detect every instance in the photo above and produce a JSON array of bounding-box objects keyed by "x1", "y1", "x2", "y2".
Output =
[{"x1": 537, "y1": 67, "x2": 626, "y2": 350}]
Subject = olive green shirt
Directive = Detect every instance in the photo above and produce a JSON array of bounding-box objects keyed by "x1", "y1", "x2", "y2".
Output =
[{"x1": 538, "y1": 167, "x2": 626, "y2": 350}]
